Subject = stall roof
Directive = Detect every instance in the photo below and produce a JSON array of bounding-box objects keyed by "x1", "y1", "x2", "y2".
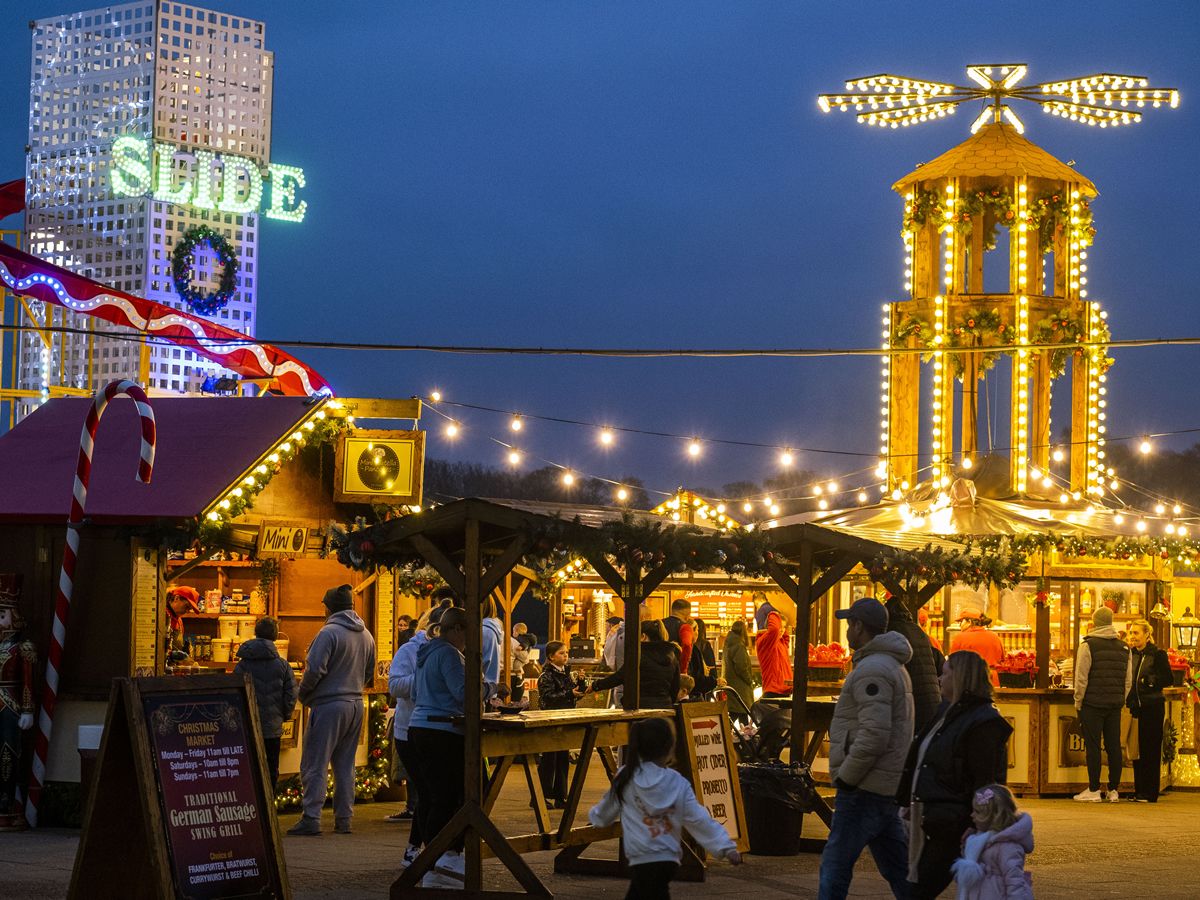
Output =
[{"x1": 0, "y1": 396, "x2": 318, "y2": 524}]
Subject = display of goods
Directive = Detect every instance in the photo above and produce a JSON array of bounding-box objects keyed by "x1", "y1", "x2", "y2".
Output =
[
  {"x1": 1166, "y1": 648, "x2": 1189, "y2": 669},
  {"x1": 998, "y1": 670, "x2": 1036, "y2": 688},
  {"x1": 806, "y1": 643, "x2": 847, "y2": 682}
]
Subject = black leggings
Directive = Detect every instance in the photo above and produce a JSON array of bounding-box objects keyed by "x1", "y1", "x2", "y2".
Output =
[
  {"x1": 394, "y1": 737, "x2": 423, "y2": 846},
  {"x1": 407, "y1": 727, "x2": 465, "y2": 852},
  {"x1": 626, "y1": 861, "x2": 678, "y2": 899}
]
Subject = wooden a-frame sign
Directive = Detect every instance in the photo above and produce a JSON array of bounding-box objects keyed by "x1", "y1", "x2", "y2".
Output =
[
  {"x1": 70, "y1": 675, "x2": 290, "y2": 900},
  {"x1": 674, "y1": 700, "x2": 749, "y2": 854}
]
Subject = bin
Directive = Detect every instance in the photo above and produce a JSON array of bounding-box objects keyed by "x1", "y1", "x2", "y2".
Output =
[{"x1": 738, "y1": 762, "x2": 819, "y2": 856}]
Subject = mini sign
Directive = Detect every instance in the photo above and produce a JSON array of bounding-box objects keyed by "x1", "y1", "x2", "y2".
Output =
[
  {"x1": 675, "y1": 700, "x2": 748, "y2": 852},
  {"x1": 110, "y1": 135, "x2": 307, "y2": 222},
  {"x1": 258, "y1": 521, "x2": 308, "y2": 558}
]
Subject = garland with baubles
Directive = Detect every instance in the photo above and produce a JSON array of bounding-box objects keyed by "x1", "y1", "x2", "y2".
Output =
[
  {"x1": 171, "y1": 225, "x2": 239, "y2": 316},
  {"x1": 966, "y1": 532, "x2": 1200, "y2": 566},
  {"x1": 903, "y1": 187, "x2": 1095, "y2": 255},
  {"x1": 866, "y1": 542, "x2": 1026, "y2": 593},
  {"x1": 1032, "y1": 308, "x2": 1114, "y2": 378}
]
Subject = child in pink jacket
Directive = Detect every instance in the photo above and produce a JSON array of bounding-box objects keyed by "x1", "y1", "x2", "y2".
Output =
[{"x1": 950, "y1": 784, "x2": 1033, "y2": 900}]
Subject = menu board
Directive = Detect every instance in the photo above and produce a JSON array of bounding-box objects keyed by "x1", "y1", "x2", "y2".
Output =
[
  {"x1": 131, "y1": 548, "x2": 159, "y2": 675},
  {"x1": 143, "y1": 692, "x2": 273, "y2": 897},
  {"x1": 675, "y1": 700, "x2": 748, "y2": 852},
  {"x1": 69, "y1": 675, "x2": 289, "y2": 900}
]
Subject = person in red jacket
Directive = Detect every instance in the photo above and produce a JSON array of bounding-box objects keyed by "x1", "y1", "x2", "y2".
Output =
[
  {"x1": 950, "y1": 607, "x2": 1004, "y2": 686},
  {"x1": 755, "y1": 607, "x2": 792, "y2": 697}
]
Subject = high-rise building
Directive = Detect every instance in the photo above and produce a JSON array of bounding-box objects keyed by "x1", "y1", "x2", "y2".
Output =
[{"x1": 21, "y1": 1, "x2": 273, "y2": 412}]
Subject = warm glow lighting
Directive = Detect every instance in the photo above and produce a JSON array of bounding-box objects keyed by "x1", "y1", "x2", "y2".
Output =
[
  {"x1": 961, "y1": 456, "x2": 973, "y2": 470},
  {"x1": 510, "y1": 416, "x2": 523, "y2": 432},
  {"x1": 562, "y1": 471, "x2": 575, "y2": 486},
  {"x1": 827, "y1": 481, "x2": 839, "y2": 493},
  {"x1": 1052, "y1": 449, "x2": 1065, "y2": 463},
  {"x1": 616, "y1": 487, "x2": 629, "y2": 502},
  {"x1": 1140, "y1": 439, "x2": 1152, "y2": 454},
  {"x1": 599, "y1": 429, "x2": 615, "y2": 446},
  {"x1": 743, "y1": 501, "x2": 754, "y2": 513},
  {"x1": 430, "y1": 390, "x2": 442, "y2": 403},
  {"x1": 779, "y1": 450, "x2": 794, "y2": 467},
  {"x1": 507, "y1": 450, "x2": 521, "y2": 465},
  {"x1": 444, "y1": 422, "x2": 459, "y2": 437},
  {"x1": 1155, "y1": 503, "x2": 1166, "y2": 515},
  {"x1": 857, "y1": 491, "x2": 868, "y2": 503},
  {"x1": 1136, "y1": 519, "x2": 1148, "y2": 532}
]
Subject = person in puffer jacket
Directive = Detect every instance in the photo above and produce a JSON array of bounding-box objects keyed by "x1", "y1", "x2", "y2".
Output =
[
  {"x1": 234, "y1": 616, "x2": 297, "y2": 790},
  {"x1": 885, "y1": 595, "x2": 942, "y2": 730},
  {"x1": 589, "y1": 717, "x2": 741, "y2": 898},
  {"x1": 951, "y1": 784, "x2": 1034, "y2": 900},
  {"x1": 820, "y1": 597, "x2": 914, "y2": 900}
]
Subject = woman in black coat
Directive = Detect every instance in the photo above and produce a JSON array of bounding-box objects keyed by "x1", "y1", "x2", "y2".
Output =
[
  {"x1": 687, "y1": 617, "x2": 721, "y2": 697},
  {"x1": 896, "y1": 649, "x2": 1013, "y2": 900},
  {"x1": 590, "y1": 621, "x2": 680, "y2": 709},
  {"x1": 1126, "y1": 618, "x2": 1174, "y2": 801}
]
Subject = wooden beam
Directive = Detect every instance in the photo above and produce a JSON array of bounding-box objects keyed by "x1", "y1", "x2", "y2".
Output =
[
  {"x1": 340, "y1": 397, "x2": 422, "y2": 420},
  {"x1": 479, "y1": 535, "x2": 533, "y2": 599},
  {"x1": 809, "y1": 552, "x2": 861, "y2": 602},
  {"x1": 163, "y1": 546, "x2": 220, "y2": 583},
  {"x1": 622, "y1": 560, "x2": 642, "y2": 711},
  {"x1": 408, "y1": 534, "x2": 465, "y2": 597},
  {"x1": 580, "y1": 549, "x2": 624, "y2": 595}
]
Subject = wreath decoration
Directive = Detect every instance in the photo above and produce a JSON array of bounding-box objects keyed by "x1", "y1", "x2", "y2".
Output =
[
  {"x1": 171, "y1": 225, "x2": 239, "y2": 316},
  {"x1": 955, "y1": 189, "x2": 1016, "y2": 251}
]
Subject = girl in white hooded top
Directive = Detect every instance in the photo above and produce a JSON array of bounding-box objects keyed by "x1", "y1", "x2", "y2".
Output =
[
  {"x1": 589, "y1": 717, "x2": 741, "y2": 898},
  {"x1": 950, "y1": 784, "x2": 1034, "y2": 900}
]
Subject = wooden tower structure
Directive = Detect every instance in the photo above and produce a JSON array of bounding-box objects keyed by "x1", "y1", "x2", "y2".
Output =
[{"x1": 819, "y1": 64, "x2": 1179, "y2": 500}]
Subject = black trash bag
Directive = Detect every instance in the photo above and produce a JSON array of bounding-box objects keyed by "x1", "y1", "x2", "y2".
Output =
[{"x1": 737, "y1": 762, "x2": 819, "y2": 813}]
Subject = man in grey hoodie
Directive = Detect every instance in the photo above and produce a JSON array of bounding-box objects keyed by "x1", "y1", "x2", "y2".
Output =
[
  {"x1": 287, "y1": 584, "x2": 376, "y2": 836},
  {"x1": 820, "y1": 597, "x2": 914, "y2": 900}
]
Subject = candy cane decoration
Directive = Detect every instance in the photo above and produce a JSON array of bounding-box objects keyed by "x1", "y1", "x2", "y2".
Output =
[{"x1": 26, "y1": 380, "x2": 155, "y2": 826}]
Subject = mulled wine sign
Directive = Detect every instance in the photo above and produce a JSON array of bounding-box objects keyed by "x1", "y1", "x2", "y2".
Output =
[
  {"x1": 675, "y1": 700, "x2": 749, "y2": 853},
  {"x1": 70, "y1": 675, "x2": 289, "y2": 900}
]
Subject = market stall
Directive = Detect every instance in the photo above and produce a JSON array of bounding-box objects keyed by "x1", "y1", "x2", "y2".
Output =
[{"x1": 0, "y1": 394, "x2": 419, "y2": 822}]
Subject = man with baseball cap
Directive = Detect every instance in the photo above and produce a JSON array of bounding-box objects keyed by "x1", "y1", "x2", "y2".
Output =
[
  {"x1": 289, "y1": 583, "x2": 376, "y2": 836},
  {"x1": 820, "y1": 597, "x2": 914, "y2": 900},
  {"x1": 949, "y1": 606, "x2": 1004, "y2": 684}
]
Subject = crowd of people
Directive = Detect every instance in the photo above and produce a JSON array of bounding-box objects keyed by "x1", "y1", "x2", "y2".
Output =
[{"x1": 238, "y1": 582, "x2": 1174, "y2": 897}]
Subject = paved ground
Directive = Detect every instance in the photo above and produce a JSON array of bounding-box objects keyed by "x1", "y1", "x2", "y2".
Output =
[{"x1": 6, "y1": 770, "x2": 1198, "y2": 898}]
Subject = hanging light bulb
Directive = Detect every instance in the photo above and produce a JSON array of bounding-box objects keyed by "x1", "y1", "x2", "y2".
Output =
[
  {"x1": 507, "y1": 449, "x2": 522, "y2": 466},
  {"x1": 562, "y1": 471, "x2": 575, "y2": 486},
  {"x1": 1173, "y1": 504, "x2": 1183, "y2": 515},
  {"x1": 429, "y1": 390, "x2": 442, "y2": 403},
  {"x1": 1155, "y1": 503, "x2": 1166, "y2": 515},
  {"x1": 1052, "y1": 448, "x2": 1065, "y2": 463},
  {"x1": 827, "y1": 481, "x2": 839, "y2": 493},
  {"x1": 1139, "y1": 438, "x2": 1152, "y2": 454},
  {"x1": 510, "y1": 415, "x2": 523, "y2": 432},
  {"x1": 961, "y1": 456, "x2": 973, "y2": 469},
  {"x1": 599, "y1": 428, "x2": 615, "y2": 446},
  {"x1": 813, "y1": 484, "x2": 823, "y2": 496},
  {"x1": 779, "y1": 450, "x2": 794, "y2": 467},
  {"x1": 1114, "y1": 513, "x2": 1125, "y2": 525},
  {"x1": 769, "y1": 504, "x2": 781, "y2": 515},
  {"x1": 444, "y1": 422, "x2": 459, "y2": 438},
  {"x1": 687, "y1": 439, "x2": 702, "y2": 457},
  {"x1": 615, "y1": 487, "x2": 629, "y2": 502},
  {"x1": 818, "y1": 499, "x2": 829, "y2": 510},
  {"x1": 857, "y1": 491, "x2": 869, "y2": 503},
  {"x1": 1136, "y1": 519, "x2": 1148, "y2": 532},
  {"x1": 742, "y1": 501, "x2": 754, "y2": 513}
]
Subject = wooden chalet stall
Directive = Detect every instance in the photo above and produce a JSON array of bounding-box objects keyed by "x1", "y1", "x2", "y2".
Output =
[
  {"x1": 0, "y1": 394, "x2": 419, "y2": 822},
  {"x1": 805, "y1": 492, "x2": 1189, "y2": 796}
]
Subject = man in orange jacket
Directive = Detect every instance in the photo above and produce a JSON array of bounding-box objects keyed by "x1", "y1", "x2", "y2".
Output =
[
  {"x1": 755, "y1": 606, "x2": 792, "y2": 697},
  {"x1": 949, "y1": 606, "x2": 1004, "y2": 684}
]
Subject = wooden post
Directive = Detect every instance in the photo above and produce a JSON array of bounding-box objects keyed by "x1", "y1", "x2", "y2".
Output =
[
  {"x1": 463, "y1": 516, "x2": 483, "y2": 891},
  {"x1": 962, "y1": 350, "x2": 979, "y2": 460},
  {"x1": 622, "y1": 560, "x2": 642, "y2": 711},
  {"x1": 1031, "y1": 352, "x2": 1052, "y2": 474},
  {"x1": 1034, "y1": 600, "x2": 1051, "y2": 689},
  {"x1": 790, "y1": 543, "x2": 814, "y2": 753},
  {"x1": 1069, "y1": 343, "x2": 1091, "y2": 492}
]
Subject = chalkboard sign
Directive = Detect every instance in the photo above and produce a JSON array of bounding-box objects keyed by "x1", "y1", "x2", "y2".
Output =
[
  {"x1": 70, "y1": 675, "x2": 290, "y2": 900},
  {"x1": 675, "y1": 700, "x2": 749, "y2": 853}
]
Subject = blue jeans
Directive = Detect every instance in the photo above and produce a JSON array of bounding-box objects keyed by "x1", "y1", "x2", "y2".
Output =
[{"x1": 818, "y1": 788, "x2": 910, "y2": 900}]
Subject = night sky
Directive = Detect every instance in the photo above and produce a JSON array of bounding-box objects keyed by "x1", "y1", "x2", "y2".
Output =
[{"x1": 3, "y1": 1, "x2": 1198, "y2": 503}]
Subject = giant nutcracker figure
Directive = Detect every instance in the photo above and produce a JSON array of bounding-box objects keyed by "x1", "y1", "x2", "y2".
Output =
[{"x1": 0, "y1": 574, "x2": 36, "y2": 831}]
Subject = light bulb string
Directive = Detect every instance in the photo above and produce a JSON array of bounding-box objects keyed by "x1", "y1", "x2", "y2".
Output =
[{"x1": 421, "y1": 394, "x2": 887, "y2": 507}]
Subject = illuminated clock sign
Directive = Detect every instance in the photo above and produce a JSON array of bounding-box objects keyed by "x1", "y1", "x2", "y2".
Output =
[{"x1": 110, "y1": 135, "x2": 307, "y2": 222}]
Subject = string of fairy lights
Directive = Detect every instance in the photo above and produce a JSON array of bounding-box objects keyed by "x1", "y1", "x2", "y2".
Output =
[{"x1": 416, "y1": 390, "x2": 1200, "y2": 529}]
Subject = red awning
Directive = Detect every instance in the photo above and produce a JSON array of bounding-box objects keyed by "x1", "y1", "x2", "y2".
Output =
[
  {"x1": 0, "y1": 240, "x2": 328, "y2": 397},
  {"x1": 0, "y1": 396, "x2": 317, "y2": 523}
]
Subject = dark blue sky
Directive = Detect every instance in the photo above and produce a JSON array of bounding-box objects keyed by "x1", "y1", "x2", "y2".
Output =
[{"x1": 4, "y1": 2, "x2": 1198, "y2": 502}]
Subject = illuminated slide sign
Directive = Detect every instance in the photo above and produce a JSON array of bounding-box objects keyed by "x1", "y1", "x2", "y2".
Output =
[{"x1": 110, "y1": 136, "x2": 307, "y2": 222}]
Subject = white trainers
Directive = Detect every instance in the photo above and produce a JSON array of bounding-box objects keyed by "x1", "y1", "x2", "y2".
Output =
[
  {"x1": 434, "y1": 850, "x2": 465, "y2": 880},
  {"x1": 1106, "y1": 790, "x2": 1120, "y2": 803},
  {"x1": 400, "y1": 844, "x2": 421, "y2": 870},
  {"x1": 1073, "y1": 788, "x2": 1103, "y2": 802}
]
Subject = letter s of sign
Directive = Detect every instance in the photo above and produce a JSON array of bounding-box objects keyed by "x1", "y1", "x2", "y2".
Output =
[{"x1": 111, "y1": 135, "x2": 152, "y2": 196}]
